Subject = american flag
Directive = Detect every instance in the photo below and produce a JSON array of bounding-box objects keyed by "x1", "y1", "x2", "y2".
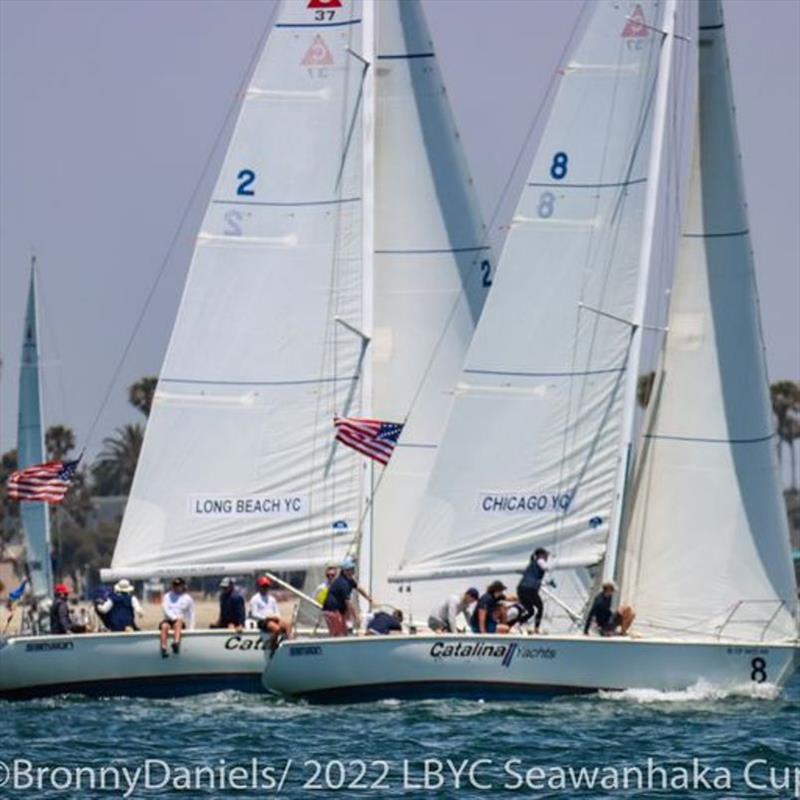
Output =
[
  {"x1": 334, "y1": 417, "x2": 404, "y2": 466},
  {"x1": 7, "y1": 459, "x2": 79, "y2": 504}
]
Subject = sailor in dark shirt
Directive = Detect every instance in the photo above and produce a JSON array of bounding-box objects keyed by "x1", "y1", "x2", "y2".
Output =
[
  {"x1": 517, "y1": 547, "x2": 553, "y2": 633},
  {"x1": 584, "y1": 582, "x2": 635, "y2": 636},
  {"x1": 214, "y1": 577, "x2": 246, "y2": 628},
  {"x1": 322, "y1": 557, "x2": 373, "y2": 636},
  {"x1": 367, "y1": 609, "x2": 403, "y2": 635},
  {"x1": 471, "y1": 580, "x2": 510, "y2": 634},
  {"x1": 50, "y1": 584, "x2": 75, "y2": 634}
]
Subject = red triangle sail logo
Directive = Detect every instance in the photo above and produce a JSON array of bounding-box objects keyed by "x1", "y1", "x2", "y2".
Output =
[
  {"x1": 621, "y1": 4, "x2": 649, "y2": 38},
  {"x1": 301, "y1": 34, "x2": 334, "y2": 66},
  {"x1": 307, "y1": 0, "x2": 342, "y2": 8}
]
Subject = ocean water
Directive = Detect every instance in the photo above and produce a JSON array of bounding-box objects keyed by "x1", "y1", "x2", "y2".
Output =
[{"x1": 1, "y1": 674, "x2": 798, "y2": 799}]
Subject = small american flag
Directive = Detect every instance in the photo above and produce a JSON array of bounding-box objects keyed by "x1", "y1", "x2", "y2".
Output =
[
  {"x1": 334, "y1": 417, "x2": 404, "y2": 466},
  {"x1": 7, "y1": 459, "x2": 80, "y2": 504}
]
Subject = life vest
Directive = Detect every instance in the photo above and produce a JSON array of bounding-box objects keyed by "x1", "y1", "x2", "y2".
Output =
[
  {"x1": 106, "y1": 592, "x2": 135, "y2": 631},
  {"x1": 519, "y1": 558, "x2": 546, "y2": 590}
]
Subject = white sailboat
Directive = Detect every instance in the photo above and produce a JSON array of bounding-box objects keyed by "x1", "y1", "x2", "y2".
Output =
[
  {"x1": 262, "y1": 0, "x2": 800, "y2": 701},
  {"x1": 0, "y1": 0, "x2": 490, "y2": 698}
]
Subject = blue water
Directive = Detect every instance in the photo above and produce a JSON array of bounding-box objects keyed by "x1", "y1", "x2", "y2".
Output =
[{"x1": 2, "y1": 675, "x2": 798, "y2": 799}]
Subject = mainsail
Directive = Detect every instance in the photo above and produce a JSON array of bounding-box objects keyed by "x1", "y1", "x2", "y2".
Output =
[
  {"x1": 108, "y1": 0, "x2": 367, "y2": 577},
  {"x1": 618, "y1": 0, "x2": 798, "y2": 641},
  {"x1": 393, "y1": 0, "x2": 665, "y2": 622},
  {"x1": 17, "y1": 258, "x2": 53, "y2": 599},
  {"x1": 107, "y1": 0, "x2": 489, "y2": 582}
]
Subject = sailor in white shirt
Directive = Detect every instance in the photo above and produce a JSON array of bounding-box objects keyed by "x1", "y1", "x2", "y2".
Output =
[
  {"x1": 159, "y1": 577, "x2": 195, "y2": 658},
  {"x1": 249, "y1": 576, "x2": 290, "y2": 651},
  {"x1": 428, "y1": 588, "x2": 480, "y2": 633}
]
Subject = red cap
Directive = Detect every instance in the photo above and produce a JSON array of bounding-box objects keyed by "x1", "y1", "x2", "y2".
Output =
[
  {"x1": 54, "y1": 583, "x2": 69, "y2": 596},
  {"x1": 256, "y1": 576, "x2": 271, "y2": 588}
]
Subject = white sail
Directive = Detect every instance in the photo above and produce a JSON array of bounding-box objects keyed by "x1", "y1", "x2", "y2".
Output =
[
  {"x1": 17, "y1": 259, "x2": 53, "y2": 599},
  {"x1": 619, "y1": 0, "x2": 798, "y2": 641},
  {"x1": 367, "y1": 0, "x2": 491, "y2": 602},
  {"x1": 107, "y1": 0, "x2": 368, "y2": 577},
  {"x1": 107, "y1": 0, "x2": 490, "y2": 583},
  {"x1": 393, "y1": 1, "x2": 665, "y2": 618}
]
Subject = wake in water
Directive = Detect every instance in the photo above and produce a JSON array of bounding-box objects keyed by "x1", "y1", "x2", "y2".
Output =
[{"x1": 598, "y1": 679, "x2": 782, "y2": 704}]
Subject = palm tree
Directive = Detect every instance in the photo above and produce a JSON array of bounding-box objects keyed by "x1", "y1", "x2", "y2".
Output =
[
  {"x1": 45, "y1": 424, "x2": 76, "y2": 461},
  {"x1": 91, "y1": 424, "x2": 144, "y2": 496},
  {"x1": 770, "y1": 381, "x2": 800, "y2": 489},
  {"x1": 129, "y1": 377, "x2": 158, "y2": 418}
]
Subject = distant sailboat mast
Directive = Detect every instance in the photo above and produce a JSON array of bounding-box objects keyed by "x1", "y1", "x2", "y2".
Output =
[
  {"x1": 17, "y1": 256, "x2": 54, "y2": 600},
  {"x1": 603, "y1": 0, "x2": 678, "y2": 584}
]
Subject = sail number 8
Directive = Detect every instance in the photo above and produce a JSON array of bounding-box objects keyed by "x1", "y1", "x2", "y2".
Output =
[
  {"x1": 750, "y1": 657, "x2": 767, "y2": 683},
  {"x1": 550, "y1": 152, "x2": 569, "y2": 180}
]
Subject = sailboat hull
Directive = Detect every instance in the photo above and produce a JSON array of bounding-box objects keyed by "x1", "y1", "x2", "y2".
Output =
[
  {"x1": 0, "y1": 630, "x2": 267, "y2": 700},
  {"x1": 262, "y1": 634, "x2": 799, "y2": 703}
]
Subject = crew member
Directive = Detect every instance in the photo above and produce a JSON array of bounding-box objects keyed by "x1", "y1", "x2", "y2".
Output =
[
  {"x1": 159, "y1": 577, "x2": 195, "y2": 657},
  {"x1": 96, "y1": 578, "x2": 143, "y2": 632},
  {"x1": 50, "y1": 583, "x2": 76, "y2": 634},
  {"x1": 517, "y1": 547, "x2": 554, "y2": 633},
  {"x1": 248, "y1": 576, "x2": 291, "y2": 650},
  {"x1": 314, "y1": 564, "x2": 338, "y2": 607},
  {"x1": 428, "y1": 588, "x2": 479, "y2": 633},
  {"x1": 583, "y1": 582, "x2": 635, "y2": 636},
  {"x1": 471, "y1": 581, "x2": 513, "y2": 634},
  {"x1": 367, "y1": 609, "x2": 403, "y2": 635},
  {"x1": 213, "y1": 577, "x2": 245, "y2": 629},
  {"x1": 321, "y1": 557, "x2": 373, "y2": 636}
]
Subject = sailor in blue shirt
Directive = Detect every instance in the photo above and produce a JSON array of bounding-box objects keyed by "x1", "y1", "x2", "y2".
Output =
[
  {"x1": 471, "y1": 581, "x2": 511, "y2": 634},
  {"x1": 367, "y1": 609, "x2": 403, "y2": 635},
  {"x1": 516, "y1": 547, "x2": 553, "y2": 633},
  {"x1": 214, "y1": 577, "x2": 246, "y2": 629}
]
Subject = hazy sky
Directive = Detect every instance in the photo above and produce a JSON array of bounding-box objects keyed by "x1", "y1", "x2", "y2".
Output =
[{"x1": 1, "y1": 0, "x2": 798, "y2": 461}]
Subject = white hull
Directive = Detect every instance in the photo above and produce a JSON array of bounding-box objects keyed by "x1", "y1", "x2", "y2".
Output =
[
  {"x1": 0, "y1": 629, "x2": 267, "y2": 700},
  {"x1": 262, "y1": 634, "x2": 800, "y2": 703}
]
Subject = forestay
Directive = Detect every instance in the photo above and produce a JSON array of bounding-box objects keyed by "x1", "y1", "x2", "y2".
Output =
[
  {"x1": 368, "y1": 0, "x2": 491, "y2": 603},
  {"x1": 107, "y1": 0, "x2": 367, "y2": 577},
  {"x1": 393, "y1": 1, "x2": 664, "y2": 613},
  {"x1": 619, "y1": 0, "x2": 798, "y2": 641},
  {"x1": 17, "y1": 261, "x2": 53, "y2": 599}
]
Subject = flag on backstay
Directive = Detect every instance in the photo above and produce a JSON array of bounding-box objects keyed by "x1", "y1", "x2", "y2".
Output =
[
  {"x1": 7, "y1": 459, "x2": 80, "y2": 504},
  {"x1": 333, "y1": 417, "x2": 404, "y2": 466}
]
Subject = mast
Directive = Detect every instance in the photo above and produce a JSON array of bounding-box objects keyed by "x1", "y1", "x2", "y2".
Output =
[
  {"x1": 603, "y1": 0, "x2": 678, "y2": 584},
  {"x1": 357, "y1": 0, "x2": 376, "y2": 599}
]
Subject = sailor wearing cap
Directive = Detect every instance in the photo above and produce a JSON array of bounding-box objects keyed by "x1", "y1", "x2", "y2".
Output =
[
  {"x1": 50, "y1": 583, "x2": 75, "y2": 634},
  {"x1": 159, "y1": 578, "x2": 195, "y2": 658},
  {"x1": 249, "y1": 576, "x2": 291, "y2": 650},
  {"x1": 96, "y1": 579, "x2": 143, "y2": 632},
  {"x1": 321, "y1": 557, "x2": 373, "y2": 637},
  {"x1": 213, "y1": 577, "x2": 246, "y2": 629}
]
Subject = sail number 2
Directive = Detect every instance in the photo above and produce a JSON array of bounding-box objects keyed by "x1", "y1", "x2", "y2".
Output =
[{"x1": 236, "y1": 169, "x2": 256, "y2": 196}]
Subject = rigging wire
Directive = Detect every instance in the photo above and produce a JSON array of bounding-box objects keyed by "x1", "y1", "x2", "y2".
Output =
[{"x1": 81, "y1": 1, "x2": 280, "y2": 453}]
